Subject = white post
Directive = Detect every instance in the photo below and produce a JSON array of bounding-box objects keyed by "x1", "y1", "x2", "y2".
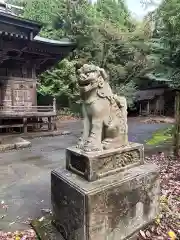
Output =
[{"x1": 53, "y1": 97, "x2": 56, "y2": 113}]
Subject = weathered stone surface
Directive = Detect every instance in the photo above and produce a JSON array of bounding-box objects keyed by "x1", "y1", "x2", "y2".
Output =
[
  {"x1": 51, "y1": 64, "x2": 160, "y2": 240},
  {"x1": 15, "y1": 138, "x2": 31, "y2": 149},
  {"x1": 31, "y1": 214, "x2": 64, "y2": 240},
  {"x1": 76, "y1": 64, "x2": 128, "y2": 152},
  {"x1": 51, "y1": 164, "x2": 160, "y2": 240},
  {"x1": 0, "y1": 143, "x2": 15, "y2": 152},
  {"x1": 66, "y1": 142, "x2": 144, "y2": 181},
  {"x1": 0, "y1": 137, "x2": 31, "y2": 152}
]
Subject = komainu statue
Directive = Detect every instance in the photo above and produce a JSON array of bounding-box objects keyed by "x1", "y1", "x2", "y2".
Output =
[{"x1": 77, "y1": 64, "x2": 128, "y2": 152}]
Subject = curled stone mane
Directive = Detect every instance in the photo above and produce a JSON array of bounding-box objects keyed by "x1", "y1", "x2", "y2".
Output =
[
  {"x1": 80, "y1": 64, "x2": 114, "y2": 102},
  {"x1": 96, "y1": 68, "x2": 114, "y2": 104}
]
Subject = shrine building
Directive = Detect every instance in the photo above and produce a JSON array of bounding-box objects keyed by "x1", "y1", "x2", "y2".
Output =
[{"x1": 0, "y1": 1, "x2": 75, "y2": 133}]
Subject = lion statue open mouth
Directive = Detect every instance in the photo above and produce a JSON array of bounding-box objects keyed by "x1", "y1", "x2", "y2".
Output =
[{"x1": 77, "y1": 64, "x2": 128, "y2": 152}]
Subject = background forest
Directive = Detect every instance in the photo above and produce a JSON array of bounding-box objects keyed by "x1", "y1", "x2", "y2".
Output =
[
  {"x1": 6, "y1": 0, "x2": 180, "y2": 112},
  {"x1": 1, "y1": 2, "x2": 180, "y2": 239}
]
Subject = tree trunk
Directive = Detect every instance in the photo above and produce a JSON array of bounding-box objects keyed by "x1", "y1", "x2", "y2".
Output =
[{"x1": 173, "y1": 91, "x2": 180, "y2": 157}]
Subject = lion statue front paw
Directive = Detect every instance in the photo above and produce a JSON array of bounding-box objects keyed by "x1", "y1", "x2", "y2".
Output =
[
  {"x1": 83, "y1": 139, "x2": 102, "y2": 152},
  {"x1": 76, "y1": 137, "x2": 84, "y2": 149}
]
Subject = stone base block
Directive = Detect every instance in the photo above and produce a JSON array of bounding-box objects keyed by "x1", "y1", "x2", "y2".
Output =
[
  {"x1": 51, "y1": 164, "x2": 160, "y2": 240},
  {"x1": 0, "y1": 143, "x2": 15, "y2": 152},
  {"x1": 0, "y1": 137, "x2": 31, "y2": 152},
  {"x1": 66, "y1": 142, "x2": 144, "y2": 181},
  {"x1": 15, "y1": 138, "x2": 31, "y2": 149}
]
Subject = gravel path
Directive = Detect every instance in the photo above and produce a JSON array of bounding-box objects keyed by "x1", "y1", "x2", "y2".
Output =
[{"x1": 0, "y1": 120, "x2": 170, "y2": 231}]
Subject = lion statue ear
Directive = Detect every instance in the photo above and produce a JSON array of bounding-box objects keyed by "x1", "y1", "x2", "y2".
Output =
[{"x1": 99, "y1": 68, "x2": 108, "y2": 81}]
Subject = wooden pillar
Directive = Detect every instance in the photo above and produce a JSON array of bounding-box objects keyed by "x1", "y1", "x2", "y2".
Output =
[
  {"x1": 48, "y1": 116, "x2": 52, "y2": 131},
  {"x1": 147, "y1": 101, "x2": 150, "y2": 115},
  {"x1": 156, "y1": 99, "x2": 159, "y2": 115},
  {"x1": 139, "y1": 103, "x2": 142, "y2": 115},
  {"x1": 23, "y1": 117, "x2": 27, "y2": 133},
  {"x1": 37, "y1": 117, "x2": 41, "y2": 129},
  {"x1": 173, "y1": 91, "x2": 180, "y2": 157},
  {"x1": 32, "y1": 117, "x2": 36, "y2": 131},
  {"x1": 53, "y1": 117, "x2": 57, "y2": 131},
  {"x1": 0, "y1": 119, "x2": 2, "y2": 134}
]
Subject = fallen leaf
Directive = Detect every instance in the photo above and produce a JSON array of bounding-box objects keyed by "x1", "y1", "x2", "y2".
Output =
[
  {"x1": 38, "y1": 216, "x2": 45, "y2": 222},
  {"x1": 139, "y1": 230, "x2": 147, "y2": 239},
  {"x1": 168, "y1": 230, "x2": 177, "y2": 240},
  {"x1": 9, "y1": 222, "x2": 15, "y2": 226},
  {"x1": 145, "y1": 230, "x2": 151, "y2": 238}
]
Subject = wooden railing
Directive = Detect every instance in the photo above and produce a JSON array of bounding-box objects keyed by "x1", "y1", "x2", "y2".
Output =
[
  {"x1": 0, "y1": 98, "x2": 57, "y2": 114},
  {"x1": 0, "y1": 105, "x2": 56, "y2": 113}
]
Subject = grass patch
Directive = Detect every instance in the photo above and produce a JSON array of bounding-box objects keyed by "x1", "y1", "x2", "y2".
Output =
[{"x1": 146, "y1": 125, "x2": 174, "y2": 146}]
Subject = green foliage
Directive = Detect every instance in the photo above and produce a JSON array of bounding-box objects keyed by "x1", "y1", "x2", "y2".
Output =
[
  {"x1": 96, "y1": 0, "x2": 134, "y2": 30},
  {"x1": 9, "y1": 0, "x2": 157, "y2": 110},
  {"x1": 115, "y1": 80, "x2": 137, "y2": 107},
  {"x1": 148, "y1": 0, "x2": 180, "y2": 88},
  {"x1": 38, "y1": 59, "x2": 78, "y2": 107}
]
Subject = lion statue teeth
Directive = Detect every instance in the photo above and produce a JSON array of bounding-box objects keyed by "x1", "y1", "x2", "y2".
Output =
[{"x1": 77, "y1": 64, "x2": 128, "y2": 152}]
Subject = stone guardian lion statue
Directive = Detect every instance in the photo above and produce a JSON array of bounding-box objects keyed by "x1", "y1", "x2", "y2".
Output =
[{"x1": 77, "y1": 64, "x2": 128, "y2": 152}]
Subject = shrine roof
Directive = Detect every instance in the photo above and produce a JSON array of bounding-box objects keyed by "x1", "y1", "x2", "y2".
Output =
[
  {"x1": 34, "y1": 36, "x2": 74, "y2": 46},
  {"x1": 0, "y1": 3, "x2": 76, "y2": 73},
  {"x1": 135, "y1": 88, "x2": 165, "y2": 101},
  {"x1": 0, "y1": 11, "x2": 42, "y2": 39},
  {"x1": 0, "y1": 4, "x2": 75, "y2": 46},
  {"x1": 0, "y1": 12, "x2": 75, "y2": 47}
]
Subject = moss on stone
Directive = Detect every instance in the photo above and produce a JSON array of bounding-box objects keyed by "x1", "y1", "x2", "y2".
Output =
[
  {"x1": 146, "y1": 125, "x2": 173, "y2": 146},
  {"x1": 31, "y1": 214, "x2": 64, "y2": 240}
]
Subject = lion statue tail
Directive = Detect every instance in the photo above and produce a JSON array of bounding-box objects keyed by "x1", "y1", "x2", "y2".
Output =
[{"x1": 113, "y1": 94, "x2": 127, "y2": 109}]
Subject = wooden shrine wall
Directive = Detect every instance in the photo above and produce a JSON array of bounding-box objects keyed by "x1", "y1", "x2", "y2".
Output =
[
  {"x1": 0, "y1": 64, "x2": 37, "y2": 108},
  {"x1": 0, "y1": 77, "x2": 37, "y2": 108}
]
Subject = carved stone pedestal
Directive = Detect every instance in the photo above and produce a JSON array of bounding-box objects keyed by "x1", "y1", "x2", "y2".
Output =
[
  {"x1": 51, "y1": 144, "x2": 160, "y2": 240},
  {"x1": 66, "y1": 143, "x2": 144, "y2": 181}
]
